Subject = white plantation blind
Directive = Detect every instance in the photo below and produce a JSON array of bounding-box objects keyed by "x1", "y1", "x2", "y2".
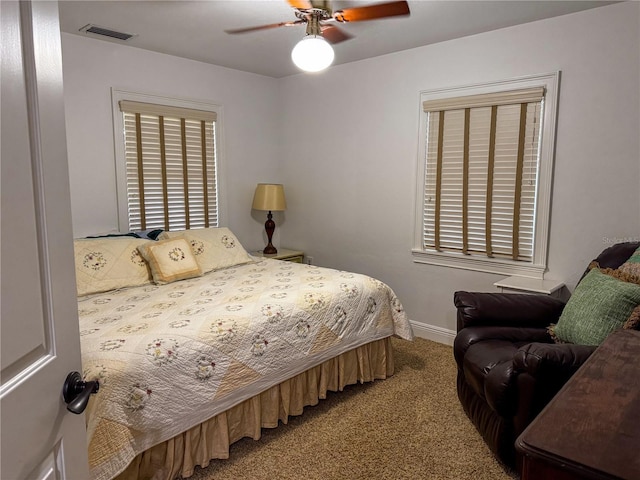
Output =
[
  {"x1": 422, "y1": 89, "x2": 544, "y2": 262},
  {"x1": 119, "y1": 101, "x2": 218, "y2": 231}
]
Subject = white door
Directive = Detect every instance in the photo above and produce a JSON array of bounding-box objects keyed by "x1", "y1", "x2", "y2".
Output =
[{"x1": 1, "y1": 1, "x2": 90, "y2": 479}]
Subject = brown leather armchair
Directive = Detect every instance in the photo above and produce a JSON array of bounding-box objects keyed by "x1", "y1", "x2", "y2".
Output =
[{"x1": 453, "y1": 242, "x2": 639, "y2": 467}]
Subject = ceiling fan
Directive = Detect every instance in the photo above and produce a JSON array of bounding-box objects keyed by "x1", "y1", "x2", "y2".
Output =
[{"x1": 226, "y1": 1, "x2": 411, "y2": 72}]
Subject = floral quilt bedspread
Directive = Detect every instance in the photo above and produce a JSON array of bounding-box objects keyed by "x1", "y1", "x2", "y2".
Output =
[{"x1": 78, "y1": 258, "x2": 413, "y2": 480}]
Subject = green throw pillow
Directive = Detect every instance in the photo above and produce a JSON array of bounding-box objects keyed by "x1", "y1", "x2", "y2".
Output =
[{"x1": 553, "y1": 268, "x2": 640, "y2": 345}]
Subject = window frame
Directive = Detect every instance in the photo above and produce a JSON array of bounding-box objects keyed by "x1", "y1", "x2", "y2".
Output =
[
  {"x1": 412, "y1": 72, "x2": 560, "y2": 279},
  {"x1": 111, "y1": 88, "x2": 226, "y2": 232}
]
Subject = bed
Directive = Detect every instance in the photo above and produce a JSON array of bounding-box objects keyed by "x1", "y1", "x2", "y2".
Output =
[{"x1": 74, "y1": 228, "x2": 414, "y2": 480}]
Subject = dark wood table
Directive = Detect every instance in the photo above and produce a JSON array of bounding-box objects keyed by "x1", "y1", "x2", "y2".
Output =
[{"x1": 516, "y1": 329, "x2": 640, "y2": 480}]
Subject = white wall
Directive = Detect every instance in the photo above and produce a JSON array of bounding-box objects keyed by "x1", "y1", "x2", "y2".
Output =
[
  {"x1": 62, "y1": 3, "x2": 640, "y2": 342},
  {"x1": 278, "y1": 2, "x2": 640, "y2": 341},
  {"x1": 61, "y1": 33, "x2": 283, "y2": 248}
]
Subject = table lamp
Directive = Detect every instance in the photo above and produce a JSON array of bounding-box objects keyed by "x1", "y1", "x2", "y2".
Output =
[{"x1": 252, "y1": 183, "x2": 287, "y2": 254}]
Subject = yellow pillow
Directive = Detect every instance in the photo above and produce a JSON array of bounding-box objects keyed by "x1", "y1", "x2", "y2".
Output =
[
  {"x1": 74, "y1": 237, "x2": 152, "y2": 296},
  {"x1": 137, "y1": 238, "x2": 202, "y2": 284},
  {"x1": 159, "y1": 227, "x2": 253, "y2": 273}
]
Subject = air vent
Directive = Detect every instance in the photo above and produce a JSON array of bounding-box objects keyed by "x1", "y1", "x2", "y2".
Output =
[{"x1": 79, "y1": 24, "x2": 136, "y2": 41}]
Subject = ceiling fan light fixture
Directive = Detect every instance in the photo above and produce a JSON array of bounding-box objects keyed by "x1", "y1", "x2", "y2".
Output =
[{"x1": 291, "y1": 35, "x2": 334, "y2": 73}]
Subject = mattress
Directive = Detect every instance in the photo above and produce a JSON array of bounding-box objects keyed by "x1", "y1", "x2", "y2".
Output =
[{"x1": 78, "y1": 257, "x2": 413, "y2": 480}]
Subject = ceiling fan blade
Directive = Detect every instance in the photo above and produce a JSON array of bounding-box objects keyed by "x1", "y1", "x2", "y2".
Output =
[
  {"x1": 333, "y1": 1, "x2": 410, "y2": 23},
  {"x1": 287, "y1": 0, "x2": 313, "y2": 9},
  {"x1": 321, "y1": 25, "x2": 352, "y2": 44},
  {"x1": 225, "y1": 20, "x2": 304, "y2": 34}
]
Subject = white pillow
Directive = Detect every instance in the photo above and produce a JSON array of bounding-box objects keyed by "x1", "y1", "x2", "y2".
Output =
[
  {"x1": 74, "y1": 237, "x2": 152, "y2": 296},
  {"x1": 159, "y1": 227, "x2": 254, "y2": 273},
  {"x1": 137, "y1": 238, "x2": 203, "y2": 284}
]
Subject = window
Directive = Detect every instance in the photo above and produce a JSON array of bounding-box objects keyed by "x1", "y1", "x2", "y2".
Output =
[
  {"x1": 112, "y1": 90, "x2": 222, "y2": 232},
  {"x1": 413, "y1": 73, "x2": 559, "y2": 278}
]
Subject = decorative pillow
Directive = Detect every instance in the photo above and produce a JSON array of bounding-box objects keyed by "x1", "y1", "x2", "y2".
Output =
[
  {"x1": 74, "y1": 237, "x2": 152, "y2": 296},
  {"x1": 552, "y1": 268, "x2": 640, "y2": 345},
  {"x1": 623, "y1": 304, "x2": 640, "y2": 330},
  {"x1": 159, "y1": 227, "x2": 254, "y2": 273},
  {"x1": 85, "y1": 232, "x2": 141, "y2": 239},
  {"x1": 137, "y1": 238, "x2": 202, "y2": 284},
  {"x1": 619, "y1": 246, "x2": 640, "y2": 277},
  {"x1": 133, "y1": 229, "x2": 164, "y2": 240}
]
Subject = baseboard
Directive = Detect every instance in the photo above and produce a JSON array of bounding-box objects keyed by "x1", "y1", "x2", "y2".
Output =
[{"x1": 409, "y1": 320, "x2": 456, "y2": 346}]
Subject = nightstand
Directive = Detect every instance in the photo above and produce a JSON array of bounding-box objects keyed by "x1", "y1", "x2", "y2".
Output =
[
  {"x1": 252, "y1": 248, "x2": 304, "y2": 263},
  {"x1": 494, "y1": 276, "x2": 565, "y2": 299}
]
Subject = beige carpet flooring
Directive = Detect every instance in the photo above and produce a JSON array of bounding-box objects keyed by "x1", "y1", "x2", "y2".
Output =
[{"x1": 190, "y1": 337, "x2": 518, "y2": 480}]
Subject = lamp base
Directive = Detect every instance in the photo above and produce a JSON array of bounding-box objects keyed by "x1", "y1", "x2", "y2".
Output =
[
  {"x1": 263, "y1": 244, "x2": 278, "y2": 255},
  {"x1": 263, "y1": 211, "x2": 277, "y2": 255}
]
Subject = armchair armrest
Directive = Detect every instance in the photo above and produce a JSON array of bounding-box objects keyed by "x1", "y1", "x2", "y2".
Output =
[
  {"x1": 511, "y1": 342, "x2": 597, "y2": 436},
  {"x1": 453, "y1": 326, "x2": 552, "y2": 366},
  {"x1": 513, "y1": 342, "x2": 596, "y2": 381},
  {"x1": 454, "y1": 291, "x2": 566, "y2": 331}
]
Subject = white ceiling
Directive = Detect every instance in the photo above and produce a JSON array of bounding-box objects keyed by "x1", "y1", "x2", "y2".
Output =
[{"x1": 58, "y1": 0, "x2": 615, "y2": 78}]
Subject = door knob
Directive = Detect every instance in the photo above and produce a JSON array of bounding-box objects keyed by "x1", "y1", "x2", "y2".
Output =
[{"x1": 63, "y1": 371, "x2": 99, "y2": 414}]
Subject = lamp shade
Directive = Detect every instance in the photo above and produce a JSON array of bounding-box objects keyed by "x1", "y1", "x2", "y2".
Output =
[
  {"x1": 291, "y1": 36, "x2": 334, "y2": 73},
  {"x1": 252, "y1": 184, "x2": 287, "y2": 211}
]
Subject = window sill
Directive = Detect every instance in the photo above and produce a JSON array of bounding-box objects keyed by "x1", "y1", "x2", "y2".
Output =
[{"x1": 411, "y1": 249, "x2": 546, "y2": 279}]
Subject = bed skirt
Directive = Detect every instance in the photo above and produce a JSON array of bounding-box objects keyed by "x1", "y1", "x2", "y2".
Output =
[{"x1": 114, "y1": 337, "x2": 394, "y2": 480}]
